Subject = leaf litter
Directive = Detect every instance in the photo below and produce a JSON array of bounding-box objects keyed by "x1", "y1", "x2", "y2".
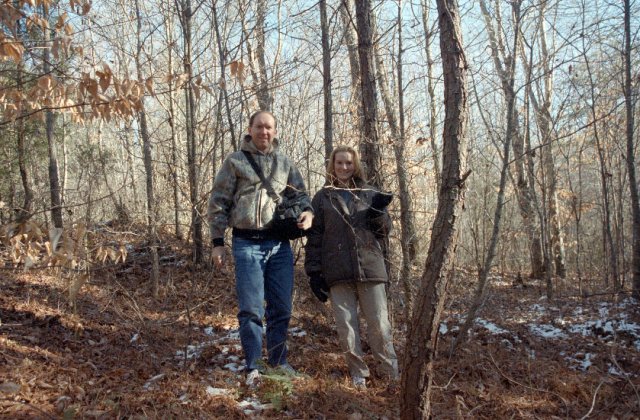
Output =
[{"x1": 0, "y1": 225, "x2": 638, "y2": 418}]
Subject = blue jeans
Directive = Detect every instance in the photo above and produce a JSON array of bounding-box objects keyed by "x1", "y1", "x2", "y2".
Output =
[{"x1": 232, "y1": 236, "x2": 293, "y2": 371}]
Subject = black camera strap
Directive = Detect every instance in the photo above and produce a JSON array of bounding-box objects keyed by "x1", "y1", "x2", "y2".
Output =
[{"x1": 242, "y1": 151, "x2": 281, "y2": 204}]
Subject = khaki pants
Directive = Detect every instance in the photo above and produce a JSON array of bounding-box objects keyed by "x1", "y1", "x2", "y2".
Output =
[{"x1": 329, "y1": 282, "x2": 399, "y2": 379}]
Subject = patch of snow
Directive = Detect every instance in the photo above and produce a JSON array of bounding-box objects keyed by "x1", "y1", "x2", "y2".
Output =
[
  {"x1": 203, "y1": 327, "x2": 214, "y2": 336},
  {"x1": 598, "y1": 303, "x2": 610, "y2": 318},
  {"x1": 224, "y1": 363, "x2": 242, "y2": 372},
  {"x1": 529, "y1": 324, "x2": 567, "y2": 339},
  {"x1": 566, "y1": 352, "x2": 594, "y2": 371},
  {"x1": 439, "y1": 323, "x2": 448, "y2": 335},
  {"x1": 476, "y1": 319, "x2": 509, "y2": 334},
  {"x1": 607, "y1": 364, "x2": 624, "y2": 377},
  {"x1": 130, "y1": 333, "x2": 139, "y2": 343},
  {"x1": 290, "y1": 327, "x2": 307, "y2": 337}
]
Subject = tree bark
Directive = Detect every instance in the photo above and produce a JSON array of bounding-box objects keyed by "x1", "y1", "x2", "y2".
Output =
[
  {"x1": 134, "y1": 0, "x2": 160, "y2": 296},
  {"x1": 319, "y1": 0, "x2": 333, "y2": 162},
  {"x1": 354, "y1": 0, "x2": 383, "y2": 189},
  {"x1": 623, "y1": 0, "x2": 640, "y2": 299},
  {"x1": 421, "y1": 0, "x2": 441, "y2": 192},
  {"x1": 527, "y1": 2, "x2": 566, "y2": 278},
  {"x1": 254, "y1": 0, "x2": 272, "y2": 110},
  {"x1": 15, "y1": 62, "x2": 33, "y2": 224},
  {"x1": 339, "y1": 0, "x2": 363, "y2": 135},
  {"x1": 164, "y1": 0, "x2": 182, "y2": 239},
  {"x1": 43, "y1": 7, "x2": 63, "y2": 229},
  {"x1": 400, "y1": 0, "x2": 469, "y2": 416},
  {"x1": 179, "y1": 0, "x2": 204, "y2": 264}
]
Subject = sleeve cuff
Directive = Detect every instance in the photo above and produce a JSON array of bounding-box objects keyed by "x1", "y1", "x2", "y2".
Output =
[{"x1": 212, "y1": 238, "x2": 225, "y2": 247}]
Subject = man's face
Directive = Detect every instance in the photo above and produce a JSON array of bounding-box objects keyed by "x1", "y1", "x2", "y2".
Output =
[{"x1": 248, "y1": 113, "x2": 277, "y2": 152}]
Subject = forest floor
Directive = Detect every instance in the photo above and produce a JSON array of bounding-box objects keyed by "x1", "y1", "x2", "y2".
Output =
[{"x1": 1, "y1": 226, "x2": 639, "y2": 419}]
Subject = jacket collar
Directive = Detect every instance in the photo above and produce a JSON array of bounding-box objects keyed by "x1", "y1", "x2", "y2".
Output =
[{"x1": 241, "y1": 134, "x2": 279, "y2": 155}]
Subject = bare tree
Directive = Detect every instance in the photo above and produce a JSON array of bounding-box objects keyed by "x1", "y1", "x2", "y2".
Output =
[
  {"x1": 479, "y1": 0, "x2": 544, "y2": 280},
  {"x1": 623, "y1": 0, "x2": 640, "y2": 299},
  {"x1": 134, "y1": 0, "x2": 160, "y2": 295},
  {"x1": 421, "y1": 0, "x2": 441, "y2": 192},
  {"x1": 42, "y1": 5, "x2": 63, "y2": 229},
  {"x1": 372, "y1": 1, "x2": 418, "y2": 317},
  {"x1": 339, "y1": 0, "x2": 363, "y2": 135},
  {"x1": 449, "y1": 0, "x2": 522, "y2": 357},
  {"x1": 401, "y1": 0, "x2": 469, "y2": 416},
  {"x1": 354, "y1": 0, "x2": 383, "y2": 188},
  {"x1": 320, "y1": 0, "x2": 333, "y2": 161},
  {"x1": 177, "y1": 0, "x2": 204, "y2": 264}
]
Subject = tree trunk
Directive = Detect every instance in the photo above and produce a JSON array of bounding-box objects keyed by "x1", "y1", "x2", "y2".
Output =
[
  {"x1": 623, "y1": 0, "x2": 640, "y2": 299},
  {"x1": 339, "y1": 0, "x2": 363, "y2": 135},
  {"x1": 135, "y1": 0, "x2": 160, "y2": 296},
  {"x1": 42, "y1": 8, "x2": 63, "y2": 229},
  {"x1": 179, "y1": 0, "x2": 204, "y2": 264},
  {"x1": 528, "y1": 3, "x2": 566, "y2": 278},
  {"x1": 319, "y1": 0, "x2": 333, "y2": 162},
  {"x1": 354, "y1": 0, "x2": 383, "y2": 189},
  {"x1": 164, "y1": 0, "x2": 182, "y2": 240},
  {"x1": 254, "y1": 0, "x2": 272, "y2": 110},
  {"x1": 421, "y1": 0, "x2": 441, "y2": 193},
  {"x1": 15, "y1": 62, "x2": 33, "y2": 224},
  {"x1": 400, "y1": 0, "x2": 469, "y2": 416}
]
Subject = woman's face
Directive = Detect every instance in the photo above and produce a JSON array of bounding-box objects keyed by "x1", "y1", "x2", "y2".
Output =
[{"x1": 333, "y1": 151, "x2": 355, "y2": 183}]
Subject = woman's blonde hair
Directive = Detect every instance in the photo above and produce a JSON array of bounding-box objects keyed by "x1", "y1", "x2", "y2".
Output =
[{"x1": 327, "y1": 145, "x2": 366, "y2": 185}]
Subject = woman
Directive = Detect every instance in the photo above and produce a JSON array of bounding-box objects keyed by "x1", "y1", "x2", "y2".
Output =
[{"x1": 305, "y1": 145, "x2": 398, "y2": 389}]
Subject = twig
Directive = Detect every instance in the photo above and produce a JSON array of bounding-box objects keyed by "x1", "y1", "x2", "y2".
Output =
[
  {"x1": 579, "y1": 380, "x2": 604, "y2": 420},
  {"x1": 432, "y1": 373, "x2": 457, "y2": 390}
]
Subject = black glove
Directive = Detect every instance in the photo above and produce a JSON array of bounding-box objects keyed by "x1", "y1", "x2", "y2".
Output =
[
  {"x1": 370, "y1": 191, "x2": 393, "y2": 215},
  {"x1": 309, "y1": 274, "x2": 329, "y2": 302}
]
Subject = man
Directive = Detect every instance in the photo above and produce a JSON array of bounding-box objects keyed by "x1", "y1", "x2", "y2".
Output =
[{"x1": 208, "y1": 111, "x2": 313, "y2": 386}]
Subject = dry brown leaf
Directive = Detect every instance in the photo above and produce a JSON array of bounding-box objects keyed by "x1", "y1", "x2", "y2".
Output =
[
  {"x1": 97, "y1": 71, "x2": 111, "y2": 92},
  {"x1": 192, "y1": 84, "x2": 201, "y2": 101},
  {"x1": 81, "y1": 0, "x2": 92, "y2": 16},
  {"x1": 145, "y1": 76, "x2": 154, "y2": 95},
  {"x1": 175, "y1": 73, "x2": 189, "y2": 88}
]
